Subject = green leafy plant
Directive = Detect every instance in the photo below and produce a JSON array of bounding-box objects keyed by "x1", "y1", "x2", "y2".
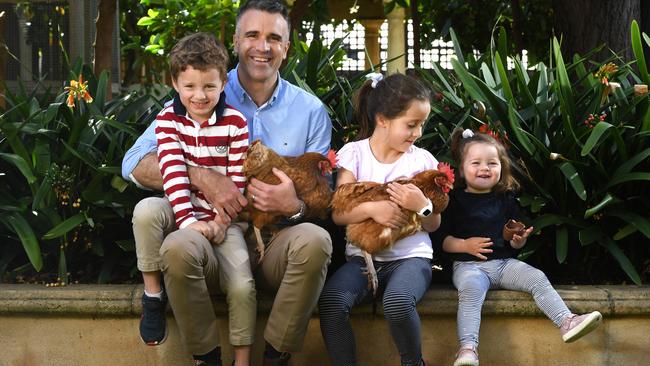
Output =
[
  {"x1": 416, "y1": 24, "x2": 650, "y2": 284},
  {"x1": 135, "y1": 0, "x2": 237, "y2": 70},
  {"x1": 0, "y1": 60, "x2": 161, "y2": 284}
]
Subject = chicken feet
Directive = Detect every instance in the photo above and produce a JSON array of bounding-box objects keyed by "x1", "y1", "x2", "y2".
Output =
[{"x1": 361, "y1": 250, "x2": 379, "y2": 296}]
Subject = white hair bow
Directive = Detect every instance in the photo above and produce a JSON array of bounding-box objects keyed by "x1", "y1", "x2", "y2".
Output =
[
  {"x1": 462, "y1": 129, "x2": 475, "y2": 138},
  {"x1": 365, "y1": 72, "x2": 384, "y2": 88}
]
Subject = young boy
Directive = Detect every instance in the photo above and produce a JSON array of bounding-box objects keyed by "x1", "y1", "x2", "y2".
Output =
[{"x1": 140, "y1": 32, "x2": 255, "y2": 366}]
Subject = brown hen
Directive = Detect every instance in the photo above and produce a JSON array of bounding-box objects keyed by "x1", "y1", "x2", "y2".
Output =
[
  {"x1": 331, "y1": 162, "x2": 455, "y2": 293},
  {"x1": 243, "y1": 140, "x2": 335, "y2": 261}
]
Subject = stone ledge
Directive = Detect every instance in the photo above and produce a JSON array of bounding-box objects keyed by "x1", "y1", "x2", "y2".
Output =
[{"x1": 1, "y1": 284, "x2": 648, "y2": 317}]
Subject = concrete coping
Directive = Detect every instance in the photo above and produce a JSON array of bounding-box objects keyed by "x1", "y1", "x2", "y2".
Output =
[{"x1": 1, "y1": 284, "x2": 648, "y2": 317}]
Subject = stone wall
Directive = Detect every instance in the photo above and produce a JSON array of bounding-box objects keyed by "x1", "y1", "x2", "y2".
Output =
[{"x1": 0, "y1": 284, "x2": 648, "y2": 365}]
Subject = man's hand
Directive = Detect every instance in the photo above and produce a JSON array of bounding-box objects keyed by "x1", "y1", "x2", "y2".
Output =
[
  {"x1": 189, "y1": 167, "x2": 247, "y2": 223},
  {"x1": 462, "y1": 237, "x2": 494, "y2": 260},
  {"x1": 246, "y1": 167, "x2": 300, "y2": 216}
]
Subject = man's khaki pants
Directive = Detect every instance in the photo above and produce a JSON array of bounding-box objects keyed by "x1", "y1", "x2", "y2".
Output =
[{"x1": 133, "y1": 197, "x2": 332, "y2": 354}]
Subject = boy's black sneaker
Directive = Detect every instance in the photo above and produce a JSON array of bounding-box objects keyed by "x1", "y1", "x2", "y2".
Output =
[{"x1": 139, "y1": 292, "x2": 168, "y2": 346}]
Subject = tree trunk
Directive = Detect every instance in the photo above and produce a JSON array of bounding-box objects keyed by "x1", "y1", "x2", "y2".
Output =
[
  {"x1": 289, "y1": 0, "x2": 311, "y2": 38},
  {"x1": 510, "y1": 0, "x2": 525, "y2": 54},
  {"x1": 552, "y1": 0, "x2": 640, "y2": 63},
  {"x1": 94, "y1": 0, "x2": 117, "y2": 97}
]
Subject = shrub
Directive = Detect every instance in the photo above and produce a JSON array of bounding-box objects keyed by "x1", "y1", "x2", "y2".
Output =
[{"x1": 0, "y1": 60, "x2": 163, "y2": 284}]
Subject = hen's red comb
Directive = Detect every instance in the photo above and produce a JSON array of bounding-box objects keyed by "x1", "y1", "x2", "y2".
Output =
[
  {"x1": 327, "y1": 149, "x2": 338, "y2": 168},
  {"x1": 437, "y1": 162, "x2": 455, "y2": 184}
]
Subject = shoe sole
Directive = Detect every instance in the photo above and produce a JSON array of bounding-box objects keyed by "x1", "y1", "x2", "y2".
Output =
[
  {"x1": 141, "y1": 327, "x2": 168, "y2": 346},
  {"x1": 453, "y1": 359, "x2": 479, "y2": 366},
  {"x1": 562, "y1": 311, "x2": 602, "y2": 343},
  {"x1": 140, "y1": 314, "x2": 168, "y2": 346}
]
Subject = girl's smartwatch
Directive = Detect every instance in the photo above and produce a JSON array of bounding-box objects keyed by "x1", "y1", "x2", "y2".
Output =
[{"x1": 417, "y1": 199, "x2": 433, "y2": 217}]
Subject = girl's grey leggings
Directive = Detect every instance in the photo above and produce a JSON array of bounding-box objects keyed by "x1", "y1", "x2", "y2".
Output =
[{"x1": 452, "y1": 258, "x2": 572, "y2": 347}]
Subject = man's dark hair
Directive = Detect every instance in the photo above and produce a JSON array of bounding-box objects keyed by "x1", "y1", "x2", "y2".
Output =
[{"x1": 237, "y1": 0, "x2": 291, "y2": 31}]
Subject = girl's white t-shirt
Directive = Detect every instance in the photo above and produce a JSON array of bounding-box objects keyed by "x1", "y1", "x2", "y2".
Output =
[{"x1": 336, "y1": 138, "x2": 439, "y2": 261}]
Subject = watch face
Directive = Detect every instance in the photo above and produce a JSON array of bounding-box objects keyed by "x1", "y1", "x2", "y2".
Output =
[{"x1": 422, "y1": 209, "x2": 432, "y2": 217}]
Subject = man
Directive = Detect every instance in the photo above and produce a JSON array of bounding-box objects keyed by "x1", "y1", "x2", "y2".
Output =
[{"x1": 122, "y1": 1, "x2": 332, "y2": 365}]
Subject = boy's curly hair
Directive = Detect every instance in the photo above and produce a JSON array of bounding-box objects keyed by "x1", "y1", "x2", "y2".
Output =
[
  {"x1": 450, "y1": 127, "x2": 520, "y2": 193},
  {"x1": 169, "y1": 32, "x2": 229, "y2": 81}
]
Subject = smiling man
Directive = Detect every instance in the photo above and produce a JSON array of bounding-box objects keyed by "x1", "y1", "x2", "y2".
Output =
[{"x1": 121, "y1": 1, "x2": 332, "y2": 365}]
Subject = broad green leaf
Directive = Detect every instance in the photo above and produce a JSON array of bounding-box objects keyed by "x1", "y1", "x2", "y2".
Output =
[
  {"x1": 581, "y1": 122, "x2": 612, "y2": 156},
  {"x1": 606, "y1": 172, "x2": 650, "y2": 188},
  {"x1": 480, "y1": 63, "x2": 496, "y2": 88},
  {"x1": 451, "y1": 58, "x2": 487, "y2": 102},
  {"x1": 553, "y1": 38, "x2": 575, "y2": 119},
  {"x1": 613, "y1": 148, "x2": 650, "y2": 176},
  {"x1": 631, "y1": 20, "x2": 650, "y2": 85},
  {"x1": 136, "y1": 16, "x2": 153, "y2": 26},
  {"x1": 431, "y1": 63, "x2": 464, "y2": 107},
  {"x1": 507, "y1": 102, "x2": 535, "y2": 156},
  {"x1": 608, "y1": 211, "x2": 650, "y2": 238},
  {"x1": 146, "y1": 9, "x2": 159, "y2": 18},
  {"x1": 494, "y1": 52, "x2": 514, "y2": 101},
  {"x1": 449, "y1": 28, "x2": 465, "y2": 66},
  {"x1": 1, "y1": 213, "x2": 42, "y2": 271},
  {"x1": 497, "y1": 27, "x2": 508, "y2": 68},
  {"x1": 603, "y1": 239, "x2": 641, "y2": 285},
  {"x1": 555, "y1": 227, "x2": 568, "y2": 263},
  {"x1": 558, "y1": 162, "x2": 587, "y2": 200},
  {"x1": 42, "y1": 213, "x2": 86, "y2": 239},
  {"x1": 94, "y1": 70, "x2": 109, "y2": 111},
  {"x1": 613, "y1": 224, "x2": 637, "y2": 241},
  {"x1": 61, "y1": 140, "x2": 99, "y2": 171},
  {"x1": 111, "y1": 175, "x2": 129, "y2": 193},
  {"x1": 31, "y1": 176, "x2": 52, "y2": 211},
  {"x1": 579, "y1": 226, "x2": 604, "y2": 246},
  {"x1": 584, "y1": 193, "x2": 619, "y2": 219},
  {"x1": 0, "y1": 153, "x2": 36, "y2": 184},
  {"x1": 43, "y1": 102, "x2": 63, "y2": 124},
  {"x1": 530, "y1": 214, "x2": 564, "y2": 233}
]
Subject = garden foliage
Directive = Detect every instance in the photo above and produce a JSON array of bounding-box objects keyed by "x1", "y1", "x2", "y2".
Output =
[
  {"x1": 0, "y1": 60, "x2": 164, "y2": 284},
  {"x1": 1, "y1": 12, "x2": 648, "y2": 284}
]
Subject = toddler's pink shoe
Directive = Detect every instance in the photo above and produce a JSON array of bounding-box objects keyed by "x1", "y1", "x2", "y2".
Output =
[
  {"x1": 560, "y1": 311, "x2": 602, "y2": 343},
  {"x1": 453, "y1": 344, "x2": 478, "y2": 366}
]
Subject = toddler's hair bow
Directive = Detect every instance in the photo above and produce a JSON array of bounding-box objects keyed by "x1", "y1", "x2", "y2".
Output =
[
  {"x1": 365, "y1": 72, "x2": 384, "y2": 88},
  {"x1": 462, "y1": 129, "x2": 475, "y2": 139}
]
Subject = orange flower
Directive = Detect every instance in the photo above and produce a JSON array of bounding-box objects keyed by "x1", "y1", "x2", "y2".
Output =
[
  {"x1": 594, "y1": 63, "x2": 618, "y2": 85},
  {"x1": 64, "y1": 75, "x2": 93, "y2": 108}
]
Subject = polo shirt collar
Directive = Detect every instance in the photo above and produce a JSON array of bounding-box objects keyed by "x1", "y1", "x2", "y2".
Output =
[{"x1": 172, "y1": 91, "x2": 227, "y2": 125}]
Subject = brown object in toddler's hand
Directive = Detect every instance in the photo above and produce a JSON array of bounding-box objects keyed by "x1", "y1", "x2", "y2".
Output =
[{"x1": 503, "y1": 219, "x2": 526, "y2": 241}]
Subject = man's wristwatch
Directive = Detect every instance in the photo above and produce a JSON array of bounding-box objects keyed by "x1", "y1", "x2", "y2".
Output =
[
  {"x1": 417, "y1": 199, "x2": 433, "y2": 217},
  {"x1": 287, "y1": 199, "x2": 307, "y2": 222}
]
